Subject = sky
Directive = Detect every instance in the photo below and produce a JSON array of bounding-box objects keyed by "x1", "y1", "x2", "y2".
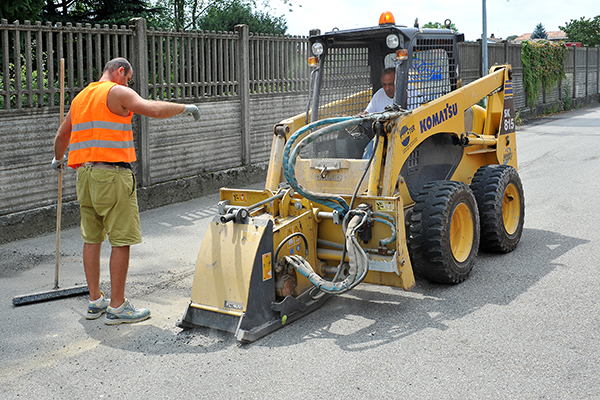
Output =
[{"x1": 269, "y1": 0, "x2": 600, "y2": 41}]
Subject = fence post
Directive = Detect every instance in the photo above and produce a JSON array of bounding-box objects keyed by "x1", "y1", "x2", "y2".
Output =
[
  {"x1": 235, "y1": 24, "x2": 251, "y2": 165},
  {"x1": 130, "y1": 17, "x2": 150, "y2": 186},
  {"x1": 571, "y1": 45, "x2": 577, "y2": 100},
  {"x1": 597, "y1": 45, "x2": 600, "y2": 96},
  {"x1": 585, "y1": 45, "x2": 589, "y2": 97}
]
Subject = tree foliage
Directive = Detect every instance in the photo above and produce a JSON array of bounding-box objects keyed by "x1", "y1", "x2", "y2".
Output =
[
  {"x1": 152, "y1": 0, "x2": 288, "y2": 33},
  {"x1": 423, "y1": 21, "x2": 458, "y2": 31},
  {"x1": 560, "y1": 15, "x2": 600, "y2": 46},
  {"x1": 199, "y1": 0, "x2": 286, "y2": 34},
  {"x1": 39, "y1": 0, "x2": 161, "y2": 26},
  {"x1": 0, "y1": 0, "x2": 45, "y2": 22},
  {"x1": 521, "y1": 40, "x2": 567, "y2": 107},
  {"x1": 531, "y1": 23, "x2": 547, "y2": 39}
]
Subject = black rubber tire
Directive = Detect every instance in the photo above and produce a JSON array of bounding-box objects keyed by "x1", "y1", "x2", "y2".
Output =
[
  {"x1": 409, "y1": 181, "x2": 480, "y2": 284},
  {"x1": 471, "y1": 165, "x2": 525, "y2": 253}
]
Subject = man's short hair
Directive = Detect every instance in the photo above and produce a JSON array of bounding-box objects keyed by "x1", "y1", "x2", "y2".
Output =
[
  {"x1": 103, "y1": 58, "x2": 132, "y2": 75},
  {"x1": 381, "y1": 67, "x2": 395, "y2": 79}
]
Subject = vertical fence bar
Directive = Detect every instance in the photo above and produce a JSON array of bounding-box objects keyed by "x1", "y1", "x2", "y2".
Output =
[
  {"x1": 94, "y1": 25, "x2": 101, "y2": 81},
  {"x1": 111, "y1": 25, "x2": 118, "y2": 57},
  {"x1": 1, "y1": 20, "x2": 9, "y2": 109},
  {"x1": 230, "y1": 33, "x2": 236, "y2": 94},
  {"x1": 35, "y1": 22, "x2": 43, "y2": 106},
  {"x1": 76, "y1": 25, "x2": 84, "y2": 90},
  {"x1": 121, "y1": 26, "x2": 128, "y2": 59},
  {"x1": 46, "y1": 23, "x2": 55, "y2": 107},
  {"x1": 186, "y1": 33, "x2": 192, "y2": 98},
  {"x1": 103, "y1": 25, "x2": 110, "y2": 67},
  {"x1": 13, "y1": 25, "x2": 21, "y2": 108},
  {"x1": 219, "y1": 35, "x2": 224, "y2": 95},
  {"x1": 66, "y1": 24, "x2": 74, "y2": 102},
  {"x1": 200, "y1": 32, "x2": 205, "y2": 97},
  {"x1": 166, "y1": 34, "x2": 171, "y2": 100},
  {"x1": 149, "y1": 31, "x2": 156, "y2": 99},
  {"x1": 181, "y1": 34, "x2": 186, "y2": 98},
  {"x1": 211, "y1": 33, "x2": 217, "y2": 96},
  {"x1": 172, "y1": 34, "x2": 179, "y2": 100},
  {"x1": 193, "y1": 34, "x2": 199, "y2": 97},
  {"x1": 24, "y1": 23, "x2": 33, "y2": 108},
  {"x1": 158, "y1": 30, "x2": 164, "y2": 100},
  {"x1": 85, "y1": 25, "x2": 92, "y2": 84}
]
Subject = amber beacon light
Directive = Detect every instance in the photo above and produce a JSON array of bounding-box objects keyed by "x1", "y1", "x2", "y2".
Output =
[{"x1": 379, "y1": 11, "x2": 395, "y2": 26}]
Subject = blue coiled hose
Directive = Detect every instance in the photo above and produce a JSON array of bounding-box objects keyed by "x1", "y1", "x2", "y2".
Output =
[{"x1": 282, "y1": 117, "x2": 362, "y2": 216}]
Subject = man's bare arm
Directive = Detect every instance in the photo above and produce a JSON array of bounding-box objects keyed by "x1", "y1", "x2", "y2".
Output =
[{"x1": 108, "y1": 85, "x2": 186, "y2": 118}]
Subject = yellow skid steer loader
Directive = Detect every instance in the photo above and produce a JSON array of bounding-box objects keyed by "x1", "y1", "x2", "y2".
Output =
[{"x1": 178, "y1": 13, "x2": 524, "y2": 342}]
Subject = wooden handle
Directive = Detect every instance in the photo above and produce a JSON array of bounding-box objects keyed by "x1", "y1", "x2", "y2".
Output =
[{"x1": 54, "y1": 58, "x2": 65, "y2": 290}]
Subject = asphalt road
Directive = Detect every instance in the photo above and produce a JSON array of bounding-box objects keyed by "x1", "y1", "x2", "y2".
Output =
[{"x1": 1, "y1": 104, "x2": 600, "y2": 399}]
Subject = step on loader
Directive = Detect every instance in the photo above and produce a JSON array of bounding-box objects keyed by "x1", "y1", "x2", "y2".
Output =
[{"x1": 178, "y1": 13, "x2": 525, "y2": 342}]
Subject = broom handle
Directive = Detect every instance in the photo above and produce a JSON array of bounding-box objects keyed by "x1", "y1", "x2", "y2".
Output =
[{"x1": 54, "y1": 58, "x2": 65, "y2": 290}]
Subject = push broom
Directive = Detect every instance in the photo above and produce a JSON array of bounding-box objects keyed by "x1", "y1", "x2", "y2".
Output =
[{"x1": 12, "y1": 58, "x2": 89, "y2": 306}]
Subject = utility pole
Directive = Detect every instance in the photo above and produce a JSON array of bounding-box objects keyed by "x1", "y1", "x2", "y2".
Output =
[{"x1": 482, "y1": 0, "x2": 488, "y2": 76}]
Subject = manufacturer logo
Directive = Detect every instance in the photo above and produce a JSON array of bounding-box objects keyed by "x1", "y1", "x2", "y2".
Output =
[
  {"x1": 419, "y1": 102, "x2": 458, "y2": 133},
  {"x1": 503, "y1": 147, "x2": 513, "y2": 165},
  {"x1": 224, "y1": 300, "x2": 243, "y2": 310},
  {"x1": 400, "y1": 124, "x2": 415, "y2": 147},
  {"x1": 315, "y1": 174, "x2": 342, "y2": 181}
]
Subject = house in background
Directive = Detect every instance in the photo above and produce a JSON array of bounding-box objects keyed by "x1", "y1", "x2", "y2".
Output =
[{"x1": 512, "y1": 30, "x2": 568, "y2": 43}]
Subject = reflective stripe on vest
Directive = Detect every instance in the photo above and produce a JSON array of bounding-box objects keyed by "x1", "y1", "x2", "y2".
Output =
[
  {"x1": 68, "y1": 81, "x2": 135, "y2": 168},
  {"x1": 69, "y1": 139, "x2": 135, "y2": 151},
  {"x1": 72, "y1": 120, "x2": 132, "y2": 133}
]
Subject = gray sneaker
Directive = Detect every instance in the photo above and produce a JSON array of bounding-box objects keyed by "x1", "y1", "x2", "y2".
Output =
[
  {"x1": 105, "y1": 299, "x2": 151, "y2": 325},
  {"x1": 86, "y1": 292, "x2": 110, "y2": 320}
]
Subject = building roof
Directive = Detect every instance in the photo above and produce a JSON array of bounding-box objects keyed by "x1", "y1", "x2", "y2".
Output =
[{"x1": 512, "y1": 31, "x2": 568, "y2": 43}]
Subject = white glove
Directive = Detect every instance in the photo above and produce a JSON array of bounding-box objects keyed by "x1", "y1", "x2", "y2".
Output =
[
  {"x1": 52, "y1": 156, "x2": 67, "y2": 171},
  {"x1": 183, "y1": 104, "x2": 201, "y2": 121}
]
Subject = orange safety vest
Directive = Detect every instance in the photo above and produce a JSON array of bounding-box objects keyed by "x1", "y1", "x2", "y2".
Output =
[{"x1": 68, "y1": 81, "x2": 135, "y2": 168}]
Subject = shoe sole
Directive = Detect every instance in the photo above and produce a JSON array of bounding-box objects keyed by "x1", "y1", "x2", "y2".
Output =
[
  {"x1": 105, "y1": 314, "x2": 151, "y2": 325},
  {"x1": 86, "y1": 310, "x2": 107, "y2": 320}
]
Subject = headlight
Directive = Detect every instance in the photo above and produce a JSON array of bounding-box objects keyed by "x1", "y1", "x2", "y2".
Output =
[
  {"x1": 386, "y1": 34, "x2": 399, "y2": 49},
  {"x1": 312, "y1": 42, "x2": 324, "y2": 56}
]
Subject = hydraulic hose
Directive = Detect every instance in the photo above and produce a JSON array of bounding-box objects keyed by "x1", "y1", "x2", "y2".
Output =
[
  {"x1": 285, "y1": 211, "x2": 369, "y2": 294},
  {"x1": 283, "y1": 117, "x2": 361, "y2": 215}
]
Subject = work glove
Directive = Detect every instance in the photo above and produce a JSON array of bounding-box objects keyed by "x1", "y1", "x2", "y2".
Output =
[
  {"x1": 52, "y1": 156, "x2": 67, "y2": 171},
  {"x1": 183, "y1": 104, "x2": 201, "y2": 121}
]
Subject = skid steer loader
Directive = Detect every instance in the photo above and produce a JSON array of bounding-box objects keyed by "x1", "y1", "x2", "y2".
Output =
[{"x1": 178, "y1": 12, "x2": 524, "y2": 342}]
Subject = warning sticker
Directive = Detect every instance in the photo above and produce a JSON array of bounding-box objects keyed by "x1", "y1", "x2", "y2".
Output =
[
  {"x1": 232, "y1": 193, "x2": 247, "y2": 203},
  {"x1": 262, "y1": 253, "x2": 272, "y2": 281},
  {"x1": 375, "y1": 201, "x2": 395, "y2": 212}
]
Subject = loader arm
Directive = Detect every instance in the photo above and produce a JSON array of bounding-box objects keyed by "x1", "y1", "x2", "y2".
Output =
[{"x1": 381, "y1": 65, "x2": 516, "y2": 197}]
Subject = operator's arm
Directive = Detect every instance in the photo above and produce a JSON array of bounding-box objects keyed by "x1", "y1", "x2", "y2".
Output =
[
  {"x1": 54, "y1": 109, "x2": 72, "y2": 160},
  {"x1": 108, "y1": 85, "x2": 197, "y2": 119}
]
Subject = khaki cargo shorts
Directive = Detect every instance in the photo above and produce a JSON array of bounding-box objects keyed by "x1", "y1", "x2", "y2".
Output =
[{"x1": 76, "y1": 165, "x2": 142, "y2": 247}]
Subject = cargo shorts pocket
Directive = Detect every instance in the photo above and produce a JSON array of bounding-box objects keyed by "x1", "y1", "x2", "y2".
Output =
[{"x1": 90, "y1": 170, "x2": 117, "y2": 207}]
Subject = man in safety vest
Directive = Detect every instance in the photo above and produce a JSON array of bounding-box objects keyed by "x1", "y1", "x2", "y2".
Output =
[{"x1": 52, "y1": 57, "x2": 201, "y2": 325}]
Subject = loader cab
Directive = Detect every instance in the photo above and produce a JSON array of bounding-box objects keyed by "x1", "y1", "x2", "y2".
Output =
[{"x1": 304, "y1": 14, "x2": 464, "y2": 159}]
